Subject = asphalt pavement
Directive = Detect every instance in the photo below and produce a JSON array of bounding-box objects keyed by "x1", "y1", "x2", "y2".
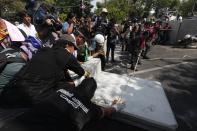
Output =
[{"x1": 84, "y1": 44, "x2": 197, "y2": 131}]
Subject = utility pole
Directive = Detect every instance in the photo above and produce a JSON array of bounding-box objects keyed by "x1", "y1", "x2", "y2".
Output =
[
  {"x1": 81, "y1": 0, "x2": 84, "y2": 17},
  {"x1": 104, "y1": 0, "x2": 106, "y2": 7},
  {"x1": 192, "y1": 0, "x2": 197, "y2": 16}
]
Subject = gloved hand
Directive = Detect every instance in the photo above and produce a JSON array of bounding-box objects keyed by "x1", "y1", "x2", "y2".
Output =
[
  {"x1": 84, "y1": 71, "x2": 91, "y2": 78},
  {"x1": 111, "y1": 98, "x2": 126, "y2": 111},
  {"x1": 74, "y1": 76, "x2": 85, "y2": 87}
]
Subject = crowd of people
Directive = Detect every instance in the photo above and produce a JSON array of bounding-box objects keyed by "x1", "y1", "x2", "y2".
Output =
[
  {"x1": 0, "y1": 3, "x2": 126, "y2": 131},
  {"x1": 120, "y1": 19, "x2": 172, "y2": 70},
  {"x1": 0, "y1": 2, "x2": 172, "y2": 131}
]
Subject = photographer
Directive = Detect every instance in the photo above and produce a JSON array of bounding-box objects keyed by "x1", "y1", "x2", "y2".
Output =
[{"x1": 33, "y1": 3, "x2": 62, "y2": 47}]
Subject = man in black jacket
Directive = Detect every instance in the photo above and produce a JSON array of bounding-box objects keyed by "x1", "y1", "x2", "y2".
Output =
[
  {"x1": 0, "y1": 78, "x2": 117, "y2": 131},
  {"x1": 0, "y1": 34, "x2": 86, "y2": 107}
]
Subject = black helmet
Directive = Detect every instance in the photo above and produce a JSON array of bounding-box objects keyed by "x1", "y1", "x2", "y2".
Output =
[{"x1": 75, "y1": 78, "x2": 97, "y2": 101}]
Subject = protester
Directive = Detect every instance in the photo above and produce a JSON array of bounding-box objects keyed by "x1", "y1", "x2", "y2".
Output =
[
  {"x1": 36, "y1": 22, "x2": 57, "y2": 47},
  {"x1": 161, "y1": 22, "x2": 171, "y2": 44},
  {"x1": 93, "y1": 8, "x2": 108, "y2": 35},
  {"x1": 71, "y1": 30, "x2": 86, "y2": 58},
  {"x1": 80, "y1": 16, "x2": 94, "y2": 40},
  {"x1": 129, "y1": 25, "x2": 141, "y2": 70},
  {"x1": 0, "y1": 78, "x2": 124, "y2": 131},
  {"x1": 106, "y1": 18, "x2": 119, "y2": 62},
  {"x1": 0, "y1": 18, "x2": 25, "y2": 49},
  {"x1": 122, "y1": 20, "x2": 132, "y2": 51},
  {"x1": 0, "y1": 18, "x2": 29, "y2": 91},
  {"x1": 0, "y1": 34, "x2": 86, "y2": 107},
  {"x1": 92, "y1": 34, "x2": 106, "y2": 71},
  {"x1": 62, "y1": 12, "x2": 76, "y2": 34},
  {"x1": 0, "y1": 48, "x2": 28, "y2": 91},
  {"x1": 0, "y1": 19, "x2": 9, "y2": 51},
  {"x1": 74, "y1": 31, "x2": 89, "y2": 62},
  {"x1": 155, "y1": 21, "x2": 163, "y2": 44},
  {"x1": 140, "y1": 31, "x2": 150, "y2": 59},
  {"x1": 17, "y1": 10, "x2": 37, "y2": 38}
]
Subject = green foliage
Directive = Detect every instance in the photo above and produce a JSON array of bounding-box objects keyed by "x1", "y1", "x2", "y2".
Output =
[
  {"x1": 95, "y1": 0, "x2": 182, "y2": 22},
  {"x1": 95, "y1": 2, "x2": 104, "y2": 15},
  {"x1": 143, "y1": 0, "x2": 180, "y2": 11},
  {"x1": 0, "y1": 0, "x2": 24, "y2": 13},
  {"x1": 45, "y1": 0, "x2": 93, "y2": 18},
  {"x1": 96, "y1": 2, "x2": 104, "y2": 9},
  {"x1": 0, "y1": 0, "x2": 26, "y2": 21},
  {"x1": 95, "y1": 0, "x2": 134, "y2": 22},
  {"x1": 0, "y1": 0, "x2": 93, "y2": 21},
  {"x1": 170, "y1": 0, "x2": 180, "y2": 10},
  {"x1": 179, "y1": 0, "x2": 195, "y2": 17}
]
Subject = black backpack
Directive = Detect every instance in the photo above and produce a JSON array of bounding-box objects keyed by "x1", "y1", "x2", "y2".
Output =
[{"x1": 0, "y1": 48, "x2": 25, "y2": 73}]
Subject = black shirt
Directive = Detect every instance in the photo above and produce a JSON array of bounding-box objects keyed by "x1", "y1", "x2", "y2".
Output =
[
  {"x1": 1, "y1": 88, "x2": 103, "y2": 131},
  {"x1": 54, "y1": 47, "x2": 85, "y2": 76},
  {"x1": 0, "y1": 47, "x2": 85, "y2": 106}
]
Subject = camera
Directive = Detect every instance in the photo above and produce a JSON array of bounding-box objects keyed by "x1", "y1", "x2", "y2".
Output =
[{"x1": 33, "y1": 3, "x2": 62, "y2": 32}]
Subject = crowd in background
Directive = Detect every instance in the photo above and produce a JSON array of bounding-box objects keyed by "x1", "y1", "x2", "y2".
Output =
[{"x1": 120, "y1": 19, "x2": 172, "y2": 69}]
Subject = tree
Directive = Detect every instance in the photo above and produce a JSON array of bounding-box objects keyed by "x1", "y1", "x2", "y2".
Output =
[
  {"x1": 94, "y1": 0, "x2": 181, "y2": 22},
  {"x1": 0, "y1": 0, "x2": 26, "y2": 21},
  {"x1": 179, "y1": 0, "x2": 195, "y2": 17},
  {"x1": 95, "y1": 0, "x2": 134, "y2": 22},
  {"x1": 95, "y1": 2, "x2": 104, "y2": 14},
  {"x1": 44, "y1": 0, "x2": 93, "y2": 19}
]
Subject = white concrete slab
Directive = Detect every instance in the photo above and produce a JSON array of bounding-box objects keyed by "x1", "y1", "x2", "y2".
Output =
[
  {"x1": 93, "y1": 72, "x2": 178, "y2": 131},
  {"x1": 69, "y1": 58, "x2": 101, "y2": 79},
  {"x1": 81, "y1": 58, "x2": 101, "y2": 78}
]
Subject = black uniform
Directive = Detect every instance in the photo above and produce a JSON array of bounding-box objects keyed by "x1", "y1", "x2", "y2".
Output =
[
  {"x1": 106, "y1": 24, "x2": 118, "y2": 62},
  {"x1": 0, "y1": 47, "x2": 85, "y2": 107},
  {"x1": 94, "y1": 16, "x2": 108, "y2": 35},
  {"x1": 0, "y1": 78, "x2": 103, "y2": 131},
  {"x1": 129, "y1": 31, "x2": 141, "y2": 69}
]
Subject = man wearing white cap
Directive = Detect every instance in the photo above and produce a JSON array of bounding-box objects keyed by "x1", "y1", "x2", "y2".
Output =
[
  {"x1": 93, "y1": 8, "x2": 109, "y2": 57},
  {"x1": 92, "y1": 34, "x2": 106, "y2": 71}
]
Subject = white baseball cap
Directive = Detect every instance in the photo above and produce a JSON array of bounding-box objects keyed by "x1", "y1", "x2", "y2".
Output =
[
  {"x1": 102, "y1": 8, "x2": 108, "y2": 13},
  {"x1": 94, "y1": 34, "x2": 105, "y2": 45}
]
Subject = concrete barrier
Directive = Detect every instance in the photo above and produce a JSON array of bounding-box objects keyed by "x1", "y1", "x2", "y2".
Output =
[{"x1": 169, "y1": 18, "x2": 197, "y2": 44}]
